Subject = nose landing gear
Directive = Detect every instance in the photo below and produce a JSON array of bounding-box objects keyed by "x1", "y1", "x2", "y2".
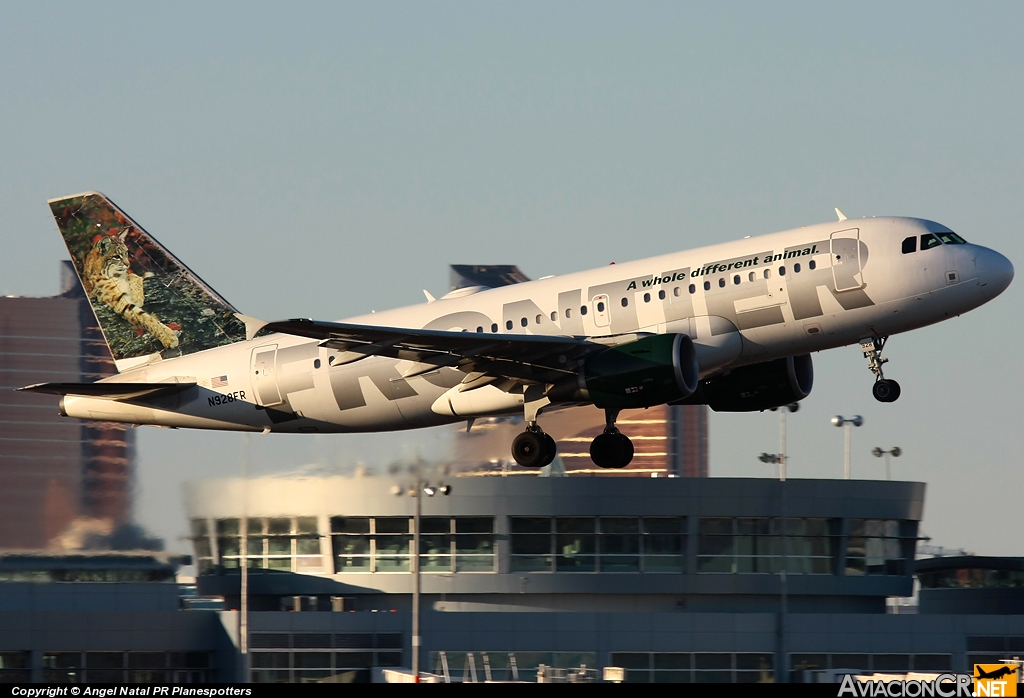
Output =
[
  {"x1": 589, "y1": 409, "x2": 635, "y2": 469},
  {"x1": 861, "y1": 336, "x2": 901, "y2": 403}
]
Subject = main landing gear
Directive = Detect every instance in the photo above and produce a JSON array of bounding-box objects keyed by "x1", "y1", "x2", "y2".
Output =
[
  {"x1": 511, "y1": 427, "x2": 557, "y2": 469},
  {"x1": 589, "y1": 409, "x2": 634, "y2": 469},
  {"x1": 509, "y1": 408, "x2": 635, "y2": 470},
  {"x1": 861, "y1": 336, "x2": 901, "y2": 403}
]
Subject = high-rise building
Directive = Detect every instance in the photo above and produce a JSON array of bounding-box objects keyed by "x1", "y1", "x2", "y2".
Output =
[{"x1": 0, "y1": 262, "x2": 135, "y2": 548}]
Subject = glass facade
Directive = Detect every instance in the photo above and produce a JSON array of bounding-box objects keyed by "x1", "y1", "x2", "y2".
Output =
[
  {"x1": 919, "y1": 568, "x2": 1024, "y2": 589},
  {"x1": 40, "y1": 651, "x2": 213, "y2": 683},
  {"x1": 191, "y1": 515, "x2": 916, "y2": 578},
  {"x1": 509, "y1": 517, "x2": 685, "y2": 573},
  {"x1": 212, "y1": 517, "x2": 322, "y2": 573},
  {"x1": 697, "y1": 517, "x2": 838, "y2": 574},
  {"x1": 845, "y1": 519, "x2": 915, "y2": 576},
  {"x1": 610, "y1": 652, "x2": 774, "y2": 683},
  {"x1": 790, "y1": 653, "x2": 952, "y2": 673},
  {"x1": 250, "y1": 633, "x2": 402, "y2": 684},
  {"x1": 330, "y1": 517, "x2": 495, "y2": 573}
]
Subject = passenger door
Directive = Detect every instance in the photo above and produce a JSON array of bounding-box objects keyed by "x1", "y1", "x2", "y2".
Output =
[
  {"x1": 830, "y1": 228, "x2": 864, "y2": 292},
  {"x1": 250, "y1": 344, "x2": 283, "y2": 406}
]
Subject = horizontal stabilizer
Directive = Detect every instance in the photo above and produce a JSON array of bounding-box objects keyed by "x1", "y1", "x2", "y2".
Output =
[{"x1": 18, "y1": 381, "x2": 196, "y2": 400}]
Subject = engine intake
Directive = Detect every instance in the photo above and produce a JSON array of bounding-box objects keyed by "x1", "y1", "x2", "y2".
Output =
[
  {"x1": 678, "y1": 354, "x2": 813, "y2": 412},
  {"x1": 566, "y1": 334, "x2": 700, "y2": 409}
]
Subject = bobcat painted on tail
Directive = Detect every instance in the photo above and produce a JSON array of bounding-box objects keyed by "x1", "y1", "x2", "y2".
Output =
[
  {"x1": 82, "y1": 232, "x2": 179, "y2": 350},
  {"x1": 48, "y1": 192, "x2": 247, "y2": 367}
]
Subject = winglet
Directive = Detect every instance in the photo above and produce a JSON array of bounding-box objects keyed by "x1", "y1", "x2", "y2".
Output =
[
  {"x1": 835, "y1": 208, "x2": 848, "y2": 221},
  {"x1": 423, "y1": 290, "x2": 436, "y2": 303}
]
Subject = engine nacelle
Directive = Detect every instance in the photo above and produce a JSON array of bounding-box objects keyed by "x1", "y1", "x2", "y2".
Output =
[
  {"x1": 552, "y1": 334, "x2": 699, "y2": 409},
  {"x1": 678, "y1": 354, "x2": 813, "y2": 412}
]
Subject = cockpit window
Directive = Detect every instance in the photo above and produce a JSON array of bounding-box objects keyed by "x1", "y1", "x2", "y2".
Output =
[
  {"x1": 901, "y1": 236, "x2": 917, "y2": 254},
  {"x1": 937, "y1": 231, "x2": 967, "y2": 245},
  {"x1": 920, "y1": 233, "x2": 942, "y2": 250}
]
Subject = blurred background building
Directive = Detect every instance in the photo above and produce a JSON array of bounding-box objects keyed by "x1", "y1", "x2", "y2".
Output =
[{"x1": 0, "y1": 262, "x2": 140, "y2": 549}]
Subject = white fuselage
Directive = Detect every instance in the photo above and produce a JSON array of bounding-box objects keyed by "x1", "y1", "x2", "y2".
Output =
[{"x1": 61, "y1": 216, "x2": 1012, "y2": 432}]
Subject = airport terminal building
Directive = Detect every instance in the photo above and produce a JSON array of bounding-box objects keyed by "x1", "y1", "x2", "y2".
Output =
[
  {"x1": 176, "y1": 474, "x2": 1022, "y2": 683},
  {"x1": 0, "y1": 473, "x2": 1021, "y2": 683}
]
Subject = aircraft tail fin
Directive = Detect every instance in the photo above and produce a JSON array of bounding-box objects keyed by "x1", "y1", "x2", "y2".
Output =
[{"x1": 48, "y1": 192, "x2": 248, "y2": 369}]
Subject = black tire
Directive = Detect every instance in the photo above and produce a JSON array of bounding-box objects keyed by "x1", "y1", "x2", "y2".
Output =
[
  {"x1": 617, "y1": 433, "x2": 634, "y2": 468},
  {"x1": 590, "y1": 432, "x2": 625, "y2": 468},
  {"x1": 512, "y1": 431, "x2": 547, "y2": 468},
  {"x1": 541, "y1": 433, "x2": 557, "y2": 467},
  {"x1": 872, "y1": 379, "x2": 901, "y2": 403}
]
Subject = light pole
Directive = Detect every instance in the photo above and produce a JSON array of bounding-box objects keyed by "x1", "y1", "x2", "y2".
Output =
[
  {"x1": 760, "y1": 402, "x2": 798, "y2": 683},
  {"x1": 831, "y1": 415, "x2": 864, "y2": 479},
  {"x1": 402, "y1": 466, "x2": 451, "y2": 682},
  {"x1": 871, "y1": 447, "x2": 901, "y2": 480}
]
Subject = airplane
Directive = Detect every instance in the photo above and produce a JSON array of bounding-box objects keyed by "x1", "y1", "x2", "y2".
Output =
[
  {"x1": 975, "y1": 665, "x2": 1017, "y2": 680},
  {"x1": 19, "y1": 193, "x2": 1014, "y2": 470}
]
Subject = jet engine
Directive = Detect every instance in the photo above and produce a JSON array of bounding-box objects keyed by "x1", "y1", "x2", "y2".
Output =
[
  {"x1": 677, "y1": 354, "x2": 813, "y2": 412},
  {"x1": 551, "y1": 334, "x2": 699, "y2": 409}
]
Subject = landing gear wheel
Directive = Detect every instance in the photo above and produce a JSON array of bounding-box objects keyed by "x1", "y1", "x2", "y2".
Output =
[
  {"x1": 540, "y1": 433, "x2": 557, "y2": 467},
  {"x1": 512, "y1": 430, "x2": 547, "y2": 468},
  {"x1": 861, "y1": 336, "x2": 902, "y2": 404},
  {"x1": 872, "y1": 379, "x2": 901, "y2": 403},
  {"x1": 590, "y1": 431, "x2": 634, "y2": 469}
]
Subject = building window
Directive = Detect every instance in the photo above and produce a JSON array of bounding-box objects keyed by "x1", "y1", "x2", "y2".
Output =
[
  {"x1": 430, "y1": 652, "x2": 596, "y2": 683},
  {"x1": 331, "y1": 517, "x2": 371, "y2": 572},
  {"x1": 697, "y1": 517, "x2": 837, "y2": 574},
  {"x1": 332, "y1": 517, "x2": 494, "y2": 574},
  {"x1": 373, "y1": 518, "x2": 412, "y2": 572},
  {"x1": 510, "y1": 517, "x2": 553, "y2": 572},
  {"x1": 791, "y1": 653, "x2": 948, "y2": 674},
  {"x1": 556, "y1": 518, "x2": 597, "y2": 572},
  {"x1": 610, "y1": 652, "x2": 774, "y2": 683},
  {"x1": 845, "y1": 519, "x2": 913, "y2": 576},
  {"x1": 454, "y1": 517, "x2": 495, "y2": 572},
  {"x1": 510, "y1": 517, "x2": 684, "y2": 573}
]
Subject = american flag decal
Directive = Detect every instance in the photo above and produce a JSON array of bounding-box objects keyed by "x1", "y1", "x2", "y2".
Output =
[{"x1": 212, "y1": 375, "x2": 229, "y2": 388}]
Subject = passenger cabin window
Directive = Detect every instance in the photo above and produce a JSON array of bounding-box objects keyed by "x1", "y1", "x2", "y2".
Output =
[
  {"x1": 506, "y1": 320, "x2": 513, "y2": 330},
  {"x1": 643, "y1": 293, "x2": 650, "y2": 303},
  {"x1": 520, "y1": 317, "x2": 528, "y2": 327},
  {"x1": 920, "y1": 233, "x2": 942, "y2": 250},
  {"x1": 659, "y1": 290, "x2": 666, "y2": 300},
  {"x1": 550, "y1": 311, "x2": 557, "y2": 321},
  {"x1": 809, "y1": 260, "x2": 816, "y2": 270},
  {"x1": 535, "y1": 315, "x2": 542, "y2": 324},
  {"x1": 748, "y1": 272, "x2": 755, "y2": 282},
  {"x1": 689, "y1": 284, "x2": 696, "y2": 294},
  {"x1": 718, "y1": 278, "x2": 726, "y2": 288},
  {"x1": 596, "y1": 301, "x2": 606, "y2": 313},
  {"x1": 794, "y1": 263, "x2": 801, "y2": 273},
  {"x1": 621, "y1": 298, "x2": 628, "y2": 307},
  {"x1": 673, "y1": 287, "x2": 680, "y2": 297},
  {"x1": 565, "y1": 309, "x2": 572, "y2": 318},
  {"x1": 476, "y1": 326, "x2": 483, "y2": 333},
  {"x1": 491, "y1": 323, "x2": 498, "y2": 333},
  {"x1": 703, "y1": 281, "x2": 711, "y2": 291},
  {"x1": 779, "y1": 266, "x2": 786, "y2": 276},
  {"x1": 902, "y1": 236, "x2": 917, "y2": 254},
  {"x1": 937, "y1": 231, "x2": 967, "y2": 245},
  {"x1": 580, "y1": 305, "x2": 588, "y2": 315}
]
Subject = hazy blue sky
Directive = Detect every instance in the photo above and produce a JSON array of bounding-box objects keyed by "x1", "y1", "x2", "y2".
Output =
[{"x1": 2, "y1": 3, "x2": 1022, "y2": 556}]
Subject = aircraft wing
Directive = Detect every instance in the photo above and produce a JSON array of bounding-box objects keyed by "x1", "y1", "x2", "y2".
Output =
[{"x1": 263, "y1": 318, "x2": 601, "y2": 386}]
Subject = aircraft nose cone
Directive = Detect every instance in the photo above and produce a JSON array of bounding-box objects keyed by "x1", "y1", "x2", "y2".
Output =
[{"x1": 977, "y1": 247, "x2": 1014, "y2": 297}]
